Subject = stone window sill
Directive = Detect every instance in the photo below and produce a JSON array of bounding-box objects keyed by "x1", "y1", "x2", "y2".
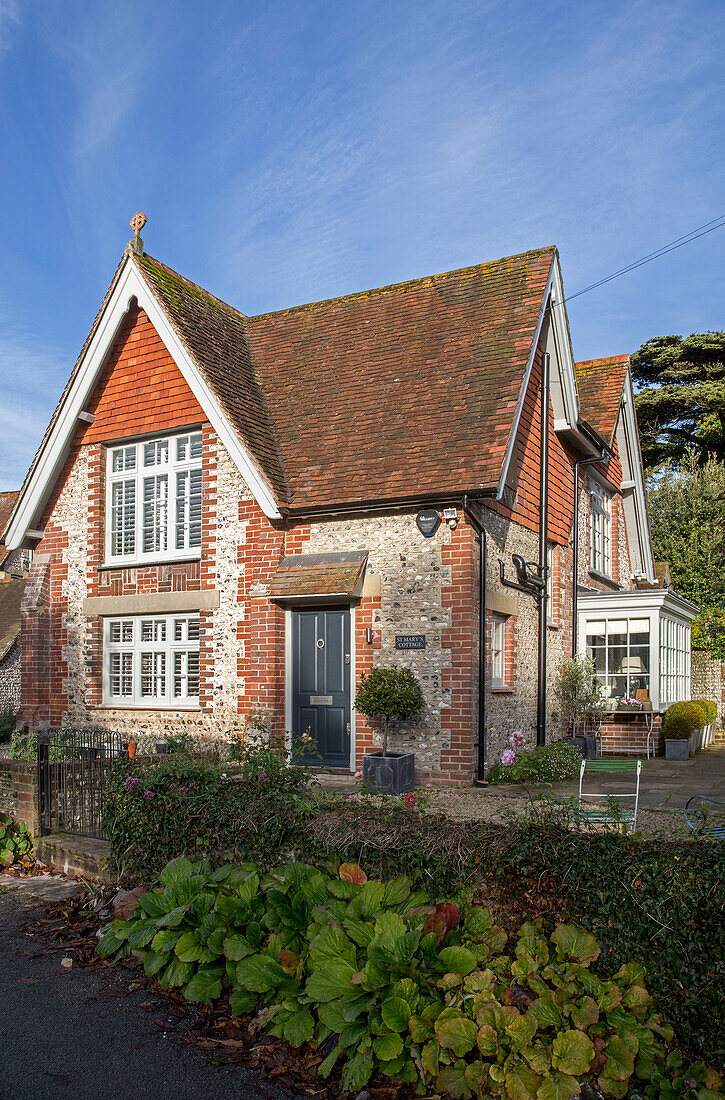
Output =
[
  {"x1": 588, "y1": 569, "x2": 620, "y2": 589},
  {"x1": 94, "y1": 705, "x2": 202, "y2": 713},
  {"x1": 490, "y1": 685, "x2": 515, "y2": 694},
  {"x1": 97, "y1": 552, "x2": 202, "y2": 571}
]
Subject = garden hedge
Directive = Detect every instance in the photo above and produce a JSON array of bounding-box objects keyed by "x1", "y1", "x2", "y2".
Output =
[
  {"x1": 104, "y1": 758, "x2": 725, "y2": 1062},
  {"x1": 662, "y1": 702, "x2": 708, "y2": 740}
]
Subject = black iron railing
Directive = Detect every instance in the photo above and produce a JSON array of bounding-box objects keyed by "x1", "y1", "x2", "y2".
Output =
[{"x1": 37, "y1": 728, "x2": 125, "y2": 839}]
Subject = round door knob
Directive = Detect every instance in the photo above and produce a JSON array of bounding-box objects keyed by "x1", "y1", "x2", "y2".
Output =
[{"x1": 316, "y1": 638, "x2": 325, "y2": 649}]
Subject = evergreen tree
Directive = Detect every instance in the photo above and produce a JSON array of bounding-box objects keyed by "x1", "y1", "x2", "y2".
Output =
[
  {"x1": 646, "y1": 451, "x2": 725, "y2": 658},
  {"x1": 632, "y1": 331, "x2": 725, "y2": 468}
]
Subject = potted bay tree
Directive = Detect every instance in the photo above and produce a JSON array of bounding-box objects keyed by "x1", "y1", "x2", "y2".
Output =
[{"x1": 355, "y1": 667, "x2": 423, "y2": 794}]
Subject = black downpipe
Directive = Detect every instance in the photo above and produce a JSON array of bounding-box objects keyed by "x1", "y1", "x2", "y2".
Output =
[
  {"x1": 536, "y1": 353, "x2": 550, "y2": 747},
  {"x1": 462, "y1": 495, "x2": 487, "y2": 782}
]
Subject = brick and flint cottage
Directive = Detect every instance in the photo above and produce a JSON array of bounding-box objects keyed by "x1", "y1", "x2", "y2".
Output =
[{"x1": 2, "y1": 223, "x2": 696, "y2": 781}]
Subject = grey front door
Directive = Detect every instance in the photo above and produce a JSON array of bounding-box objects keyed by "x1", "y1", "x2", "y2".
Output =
[{"x1": 291, "y1": 607, "x2": 351, "y2": 766}]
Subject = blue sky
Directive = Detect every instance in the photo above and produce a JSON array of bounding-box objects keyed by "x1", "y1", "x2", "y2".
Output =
[{"x1": 0, "y1": 0, "x2": 723, "y2": 489}]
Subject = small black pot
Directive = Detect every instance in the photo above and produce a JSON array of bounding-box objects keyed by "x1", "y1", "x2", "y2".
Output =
[{"x1": 362, "y1": 751, "x2": 415, "y2": 794}]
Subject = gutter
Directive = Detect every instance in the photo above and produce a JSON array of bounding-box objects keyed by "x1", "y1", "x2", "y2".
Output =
[{"x1": 279, "y1": 487, "x2": 497, "y2": 520}]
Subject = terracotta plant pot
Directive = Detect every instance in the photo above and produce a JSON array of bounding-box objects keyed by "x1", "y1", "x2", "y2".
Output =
[{"x1": 127, "y1": 742, "x2": 137, "y2": 758}]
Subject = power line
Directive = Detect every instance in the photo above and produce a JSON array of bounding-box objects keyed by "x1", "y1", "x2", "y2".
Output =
[{"x1": 565, "y1": 214, "x2": 725, "y2": 303}]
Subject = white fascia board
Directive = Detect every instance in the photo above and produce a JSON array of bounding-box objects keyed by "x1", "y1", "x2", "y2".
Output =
[
  {"x1": 5, "y1": 258, "x2": 280, "y2": 549},
  {"x1": 577, "y1": 586, "x2": 698, "y2": 622},
  {"x1": 496, "y1": 262, "x2": 555, "y2": 499},
  {"x1": 496, "y1": 256, "x2": 584, "y2": 499},
  {"x1": 616, "y1": 370, "x2": 655, "y2": 582}
]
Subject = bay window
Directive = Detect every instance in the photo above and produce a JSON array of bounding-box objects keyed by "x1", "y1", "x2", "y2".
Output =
[
  {"x1": 104, "y1": 613, "x2": 200, "y2": 708},
  {"x1": 106, "y1": 431, "x2": 202, "y2": 564},
  {"x1": 589, "y1": 482, "x2": 612, "y2": 576},
  {"x1": 585, "y1": 618, "x2": 650, "y2": 700}
]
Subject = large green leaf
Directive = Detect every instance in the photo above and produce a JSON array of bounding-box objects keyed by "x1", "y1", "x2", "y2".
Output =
[
  {"x1": 235, "y1": 954, "x2": 287, "y2": 994},
  {"x1": 237, "y1": 872, "x2": 260, "y2": 902},
  {"x1": 309, "y1": 925, "x2": 357, "y2": 969},
  {"x1": 383, "y1": 875, "x2": 412, "y2": 907},
  {"x1": 174, "y1": 931, "x2": 215, "y2": 963},
  {"x1": 603, "y1": 1035, "x2": 636, "y2": 1081},
  {"x1": 530, "y1": 998, "x2": 563, "y2": 1029},
  {"x1": 476, "y1": 1024, "x2": 498, "y2": 1058},
  {"x1": 343, "y1": 919, "x2": 375, "y2": 947},
  {"x1": 505, "y1": 1064, "x2": 542, "y2": 1100},
  {"x1": 622, "y1": 985, "x2": 653, "y2": 1015},
  {"x1": 157, "y1": 905, "x2": 189, "y2": 929},
  {"x1": 151, "y1": 930, "x2": 179, "y2": 954},
  {"x1": 160, "y1": 957, "x2": 195, "y2": 988},
  {"x1": 507, "y1": 1013, "x2": 538, "y2": 1050},
  {"x1": 422, "y1": 1040, "x2": 440, "y2": 1077},
  {"x1": 183, "y1": 966, "x2": 223, "y2": 1004},
  {"x1": 373, "y1": 1032, "x2": 404, "y2": 1061},
  {"x1": 409, "y1": 1015, "x2": 434, "y2": 1043},
  {"x1": 536, "y1": 1071, "x2": 580, "y2": 1100},
  {"x1": 223, "y1": 935, "x2": 254, "y2": 961},
  {"x1": 597, "y1": 1075, "x2": 629, "y2": 1098},
  {"x1": 435, "y1": 1008, "x2": 478, "y2": 1056},
  {"x1": 569, "y1": 996, "x2": 599, "y2": 1030},
  {"x1": 229, "y1": 988, "x2": 257, "y2": 1016},
  {"x1": 465, "y1": 1062, "x2": 489, "y2": 1100},
  {"x1": 550, "y1": 924, "x2": 600, "y2": 967},
  {"x1": 371, "y1": 909, "x2": 407, "y2": 952},
  {"x1": 305, "y1": 960, "x2": 356, "y2": 1002},
  {"x1": 437, "y1": 946, "x2": 478, "y2": 976},
  {"x1": 551, "y1": 1029, "x2": 595, "y2": 1076},
  {"x1": 437, "y1": 1059, "x2": 473, "y2": 1099},
  {"x1": 138, "y1": 891, "x2": 173, "y2": 918},
  {"x1": 159, "y1": 857, "x2": 194, "y2": 889},
  {"x1": 283, "y1": 1009, "x2": 315, "y2": 1047},
  {"x1": 340, "y1": 1048, "x2": 374, "y2": 1092},
  {"x1": 381, "y1": 996, "x2": 412, "y2": 1033}
]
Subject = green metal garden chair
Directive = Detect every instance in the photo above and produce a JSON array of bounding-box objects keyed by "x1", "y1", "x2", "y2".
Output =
[{"x1": 578, "y1": 758, "x2": 641, "y2": 831}]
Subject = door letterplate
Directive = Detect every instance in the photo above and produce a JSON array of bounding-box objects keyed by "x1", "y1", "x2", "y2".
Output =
[{"x1": 310, "y1": 695, "x2": 333, "y2": 706}]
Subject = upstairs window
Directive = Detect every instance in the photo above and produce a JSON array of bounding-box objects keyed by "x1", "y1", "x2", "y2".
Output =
[
  {"x1": 104, "y1": 613, "x2": 200, "y2": 708},
  {"x1": 589, "y1": 482, "x2": 612, "y2": 576},
  {"x1": 491, "y1": 614, "x2": 507, "y2": 687},
  {"x1": 106, "y1": 432, "x2": 203, "y2": 564}
]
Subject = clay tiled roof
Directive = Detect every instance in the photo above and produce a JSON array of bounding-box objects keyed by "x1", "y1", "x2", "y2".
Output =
[
  {"x1": 0, "y1": 491, "x2": 19, "y2": 565},
  {"x1": 136, "y1": 255, "x2": 288, "y2": 501},
  {"x1": 269, "y1": 552, "x2": 368, "y2": 599},
  {"x1": 575, "y1": 355, "x2": 629, "y2": 445},
  {"x1": 0, "y1": 578, "x2": 25, "y2": 661},
  {"x1": 139, "y1": 246, "x2": 555, "y2": 511}
]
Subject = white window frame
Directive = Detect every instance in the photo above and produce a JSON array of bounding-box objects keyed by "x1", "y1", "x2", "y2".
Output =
[
  {"x1": 589, "y1": 481, "x2": 612, "y2": 577},
  {"x1": 103, "y1": 613, "x2": 201, "y2": 709},
  {"x1": 584, "y1": 616, "x2": 651, "y2": 702},
  {"x1": 491, "y1": 614, "x2": 507, "y2": 687},
  {"x1": 104, "y1": 431, "x2": 203, "y2": 566}
]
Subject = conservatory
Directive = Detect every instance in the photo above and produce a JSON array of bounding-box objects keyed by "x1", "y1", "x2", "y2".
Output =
[{"x1": 577, "y1": 586, "x2": 698, "y2": 755}]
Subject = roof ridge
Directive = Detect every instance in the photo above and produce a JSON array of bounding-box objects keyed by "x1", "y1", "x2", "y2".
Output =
[
  {"x1": 247, "y1": 245, "x2": 557, "y2": 322},
  {"x1": 137, "y1": 254, "x2": 249, "y2": 323}
]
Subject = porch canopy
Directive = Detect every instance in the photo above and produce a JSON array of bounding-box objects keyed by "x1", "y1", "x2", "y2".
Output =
[
  {"x1": 269, "y1": 551, "x2": 368, "y2": 601},
  {"x1": 578, "y1": 586, "x2": 698, "y2": 712}
]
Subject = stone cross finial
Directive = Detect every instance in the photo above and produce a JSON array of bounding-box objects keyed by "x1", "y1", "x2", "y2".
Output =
[{"x1": 126, "y1": 211, "x2": 148, "y2": 255}]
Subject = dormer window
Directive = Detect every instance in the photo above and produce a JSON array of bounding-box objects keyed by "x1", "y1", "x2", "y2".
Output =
[
  {"x1": 106, "y1": 431, "x2": 202, "y2": 565},
  {"x1": 589, "y1": 482, "x2": 612, "y2": 577}
]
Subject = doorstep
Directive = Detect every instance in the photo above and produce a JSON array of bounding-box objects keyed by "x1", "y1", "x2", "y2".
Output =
[{"x1": 34, "y1": 833, "x2": 113, "y2": 885}]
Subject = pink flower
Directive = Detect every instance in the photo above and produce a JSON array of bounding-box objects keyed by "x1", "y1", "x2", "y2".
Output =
[
  {"x1": 404, "y1": 792, "x2": 416, "y2": 809},
  {"x1": 354, "y1": 770, "x2": 363, "y2": 780},
  {"x1": 510, "y1": 730, "x2": 526, "y2": 748},
  {"x1": 123, "y1": 776, "x2": 140, "y2": 790},
  {"x1": 501, "y1": 749, "x2": 516, "y2": 766},
  {"x1": 425, "y1": 783, "x2": 432, "y2": 788},
  {"x1": 143, "y1": 790, "x2": 155, "y2": 800}
]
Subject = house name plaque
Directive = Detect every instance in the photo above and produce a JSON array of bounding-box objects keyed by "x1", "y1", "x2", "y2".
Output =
[{"x1": 395, "y1": 634, "x2": 426, "y2": 650}]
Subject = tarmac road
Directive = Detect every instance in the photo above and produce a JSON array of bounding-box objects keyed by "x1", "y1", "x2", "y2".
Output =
[{"x1": 0, "y1": 886, "x2": 295, "y2": 1100}]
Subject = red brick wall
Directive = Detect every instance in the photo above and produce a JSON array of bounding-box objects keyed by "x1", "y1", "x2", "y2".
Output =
[
  {"x1": 599, "y1": 713, "x2": 663, "y2": 756},
  {"x1": 439, "y1": 517, "x2": 478, "y2": 784}
]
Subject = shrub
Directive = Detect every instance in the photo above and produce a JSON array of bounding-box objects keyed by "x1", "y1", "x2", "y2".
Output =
[
  {"x1": 103, "y1": 742, "x2": 318, "y2": 882},
  {"x1": 552, "y1": 657, "x2": 606, "y2": 732},
  {"x1": 97, "y1": 856, "x2": 723, "y2": 1100},
  {"x1": 662, "y1": 702, "x2": 707, "y2": 740},
  {"x1": 354, "y1": 667, "x2": 424, "y2": 754},
  {"x1": 0, "y1": 813, "x2": 32, "y2": 866},
  {"x1": 690, "y1": 698, "x2": 718, "y2": 725},
  {"x1": 487, "y1": 740, "x2": 583, "y2": 784},
  {"x1": 10, "y1": 728, "x2": 35, "y2": 761}
]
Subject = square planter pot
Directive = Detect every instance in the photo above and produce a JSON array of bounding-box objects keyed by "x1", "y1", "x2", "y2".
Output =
[
  {"x1": 362, "y1": 751, "x2": 415, "y2": 794},
  {"x1": 665, "y1": 739, "x2": 690, "y2": 761},
  {"x1": 689, "y1": 728, "x2": 704, "y2": 754}
]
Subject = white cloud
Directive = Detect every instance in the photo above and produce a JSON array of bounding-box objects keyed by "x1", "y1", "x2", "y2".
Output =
[{"x1": 0, "y1": 0, "x2": 21, "y2": 59}]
